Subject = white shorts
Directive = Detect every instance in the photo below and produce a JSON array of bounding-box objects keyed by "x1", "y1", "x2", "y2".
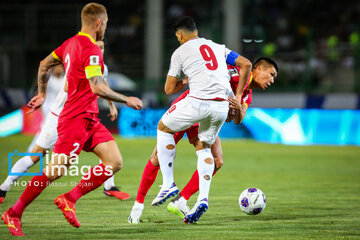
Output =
[
  {"x1": 36, "y1": 112, "x2": 59, "y2": 149},
  {"x1": 161, "y1": 96, "x2": 229, "y2": 144}
]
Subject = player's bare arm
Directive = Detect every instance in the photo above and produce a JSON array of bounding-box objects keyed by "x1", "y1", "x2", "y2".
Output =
[
  {"x1": 228, "y1": 96, "x2": 248, "y2": 124},
  {"x1": 234, "y1": 55, "x2": 252, "y2": 100},
  {"x1": 89, "y1": 76, "x2": 143, "y2": 110},
  {"x1": 38, "y1": 54, "x2": 63, "y2": 97},
  {"x1": 103, "y1": 79, "x2": 118, "y2": 121},
  {"x1": 164, "y1": 75, "x2": 188, "y2": 95},
  {"x1": 27, "y1": 54, "x2": 62, "y2": 113}
]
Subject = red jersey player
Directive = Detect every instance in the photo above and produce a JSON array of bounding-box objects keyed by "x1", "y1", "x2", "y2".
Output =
[
  {"x1": 2, "y1": 3, "x2": 142, "y2": 236},
  {"x1": 128, "y1": 58, "x2": 278, "y2": 223}
]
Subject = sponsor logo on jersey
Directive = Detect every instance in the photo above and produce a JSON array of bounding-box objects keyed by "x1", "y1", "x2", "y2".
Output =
[
  {"x1": 169, "y1": 105, "x2": 176, "y2": 113},
  {"x1": 90, "y1": 55, "x2": 99, "y2": 65}
]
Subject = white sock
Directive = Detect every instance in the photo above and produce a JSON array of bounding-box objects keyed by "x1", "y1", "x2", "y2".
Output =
[
  {"x1": 196, "y1": 148, "x2": 214, "y2": 202},
  {"x1": 133, "y1": 201, "x2": 144, "y2": 209},
  {"x1": 99, "y1": 159, "x2": 116, "y2": 190},
  {"x1": 178, "y1": 196, "x2": 187, "y2": 205},
  {"x1": 157, "y1": 130, "x2": 176, "y2": 188},
  {"x1": 0, "y1": 156, "x2": 34, "y2": 191},
  {"x1": 104, "y1": 175, "x2": 115, "y2": 190}
]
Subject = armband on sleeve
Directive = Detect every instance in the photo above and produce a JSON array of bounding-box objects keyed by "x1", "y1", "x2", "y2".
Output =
[
  {"x1": 226, "y1": 51, "x2": 240, "y2": 66},
  {"x1": 85, "y1": 65, "x2": 103, "y2": 79}
]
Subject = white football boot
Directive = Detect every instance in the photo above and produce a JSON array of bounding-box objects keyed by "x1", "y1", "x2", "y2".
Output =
[
  {"x1": 151, "y1": 183, "x2": 179, "y2": 206},
  {"x1": 167, "y1": 195, "x2": 190, "y2": 218}
]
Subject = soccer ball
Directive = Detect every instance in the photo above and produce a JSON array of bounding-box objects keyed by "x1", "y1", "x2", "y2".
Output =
[{"x1": 239, "y1": 187, "x2": 266, "y2": 215}]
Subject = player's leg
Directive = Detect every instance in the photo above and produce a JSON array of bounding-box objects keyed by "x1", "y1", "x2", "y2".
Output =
[
  {"x1": 153, "y1": 98, "x2": 203, "y2": 207},
  {"x1": 184, "y1": 101, "x2": 228, "y2": 224},
  {"x1": 168, "y1": 136, "x2": 223, "y2": 218},
  {"x1": 0, "y1": 145, "x2": 46, "y2": 203},
  {"x1": 128, "y1": 146, "x2": 160, "y2": 223},
  {"x1": 136, "y1": 147, "x2": 160, "y2": 203},
  {"x1": 26, "y1": 132, "x2": 40, "y2": 152},
  {"x1": 129, "y1": 130, "x2": 185, "y2": 223},
  {"x1": 152, "y1": 120, "x2": 178, "y2": 206},
  {"x1": 133, "y1": 129, "x2": 184, "y2": 205},
  {"x1": 63, "y1": 140, "x2": 120, "y2": 203},
  {"x1": 0, "y1": 113, "x2": 58, "y2": 204},
  {"x1": 180, "y1": 136, "x2": 223, "y2": 200},
  {"x1": 102, "y1": 159, "x2": 130, "y2": 200},
  {"x1": 53, "y1": 118, "x2": 114, "y2": 229},
  {"x1": 2, "y1": 154, "x2": 69, "y2": 236},
  {"x1": 55, "y1": 140, "x2": 118, "y2": 229}
]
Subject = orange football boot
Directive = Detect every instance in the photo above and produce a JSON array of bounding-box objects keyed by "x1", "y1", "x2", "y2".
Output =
[
  {"x1": 1, "y1": 209, "x2": 24, "y2": 236},
  {"x1": 54, "y1": 194, "x2": 80, "y2": 228}
]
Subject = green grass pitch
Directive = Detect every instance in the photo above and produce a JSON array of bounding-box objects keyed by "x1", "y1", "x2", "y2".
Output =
[{"x1": 0, "y1": 134, "x2": 359, "y2": 239}]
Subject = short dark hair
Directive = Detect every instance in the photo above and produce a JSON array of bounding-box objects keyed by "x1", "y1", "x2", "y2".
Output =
[
  {"x1": 253, "y1": 57, "x2": 278, "y2": 74},
  {"x1": 174, "y1": 16, "x2": 197, "y2": 32},
  {"x1": 81, "y1": 2, "x2": 107, "y2": 26}
]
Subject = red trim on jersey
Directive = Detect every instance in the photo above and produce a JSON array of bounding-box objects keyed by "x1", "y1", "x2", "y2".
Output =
[
  {"x1": 50, "y1": 111, "x2": 59, "y2": 117},
  {"x1": 189, "y1": 96, "x2": 227, "y2": 101}
]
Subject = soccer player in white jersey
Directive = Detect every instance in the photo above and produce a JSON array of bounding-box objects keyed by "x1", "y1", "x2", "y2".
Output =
[
  {"x1": 26, "y1": 65, "x2": 64, "y2": 152},
  {"x1": 152, "y1": 16, "x2": 252, "y2": 224},
  {"x1": 0, "y1": 40, "x2": 129, "y2": 203}
]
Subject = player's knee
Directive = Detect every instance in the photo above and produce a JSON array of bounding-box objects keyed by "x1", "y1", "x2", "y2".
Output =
[
  {"x1": 44, "y1": 166, "x2": 65, "y2": 182},
  {"x1": 31, "y1": 145, "x2": 47, "y2": 163},
  {"x1": 204, "y1": 157, "x2": 213, "y2": 164},
  {"x1": 189, "y1": 137, "x2": 199, "y2": 147},
  {"x1": 30, "y1": 155, "x2": 41, "y2": 163},
  {"x1": 111, "y1": 157, "x2": 122, "y2": 173}
]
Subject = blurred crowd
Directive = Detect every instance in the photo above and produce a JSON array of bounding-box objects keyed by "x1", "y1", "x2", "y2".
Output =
[{"x1": 0, "y1": 0, "x2": 359, "y2": 93}]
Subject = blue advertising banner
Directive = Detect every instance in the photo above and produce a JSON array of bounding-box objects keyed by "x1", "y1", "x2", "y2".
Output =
[{"x1": 119, "y1": 107, "x2": 360, "y2": 146}]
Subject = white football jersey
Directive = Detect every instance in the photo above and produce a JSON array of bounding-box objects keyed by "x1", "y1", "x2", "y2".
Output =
[
  {"x1": 42, "y1": 75, "x2": 65, "y2": 116},
  {"x1": 168, "y1": 37, "x2": 233, "y2": 100},
  {"x1": 49, "y1": 79, "x2": 68, "y2": 116}
]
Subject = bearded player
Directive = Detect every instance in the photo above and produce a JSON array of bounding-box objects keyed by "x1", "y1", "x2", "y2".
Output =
[
  {"x1": 2, "y1": 3, "x2": 142, "y2": 236},
  {"x1": 0, "y1": 40, "x2": 129, "y2": 204}
]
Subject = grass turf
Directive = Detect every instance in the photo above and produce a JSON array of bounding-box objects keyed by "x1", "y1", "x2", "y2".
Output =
[{"x1": 0, "y1": 134, "x2": 359, "y2": 239}]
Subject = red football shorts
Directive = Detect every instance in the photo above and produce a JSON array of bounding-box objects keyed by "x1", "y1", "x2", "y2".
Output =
[
  {"x1": 54, "y1": 117, "x2": 114, "y2": 155},
  {"x1": 174, "y1": 123, "x2": 199, "y2": 144}
]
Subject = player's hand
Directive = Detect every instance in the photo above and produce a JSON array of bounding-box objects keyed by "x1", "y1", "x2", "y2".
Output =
[
  {"x1": 108, "y1": 102, "x2": 118, "y2": 121},
  {"x1": 27, "y1": 95, "x2": 45, "y2": 114},
  {"x1": 126, "y1": 97, "x2": 143, "y2": 110},
  {"x1": 226, "y1": 108, "x2": 235, "y2": 122},
  {"x1": 228, "y1": 96, "x2": 242, "y2": 110},
  {"x1": 182, "y1": 76, "x2": 189, "y2": 85}
]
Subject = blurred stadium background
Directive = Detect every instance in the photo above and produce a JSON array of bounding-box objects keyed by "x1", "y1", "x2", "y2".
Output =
[
  {"x1": 0, "y1": 1, "x2": 359, "y2": 239},
  {"x1": 0, "y1": 0, "x2": 360, "y2": 144}
]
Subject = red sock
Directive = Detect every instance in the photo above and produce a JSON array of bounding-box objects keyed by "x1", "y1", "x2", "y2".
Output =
[
  {"x1": 136, "y1": 159, "x2": 160, "y2": 203},
  {"x1": 65, "y1": 163, "x2": 112, "y2": 203},
  {"x1": 10, "y1": 173, "x2": 50, "y2": 218},
  {"x1": 180, "y1": 169, "x2": 217, "y2": 200}
]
